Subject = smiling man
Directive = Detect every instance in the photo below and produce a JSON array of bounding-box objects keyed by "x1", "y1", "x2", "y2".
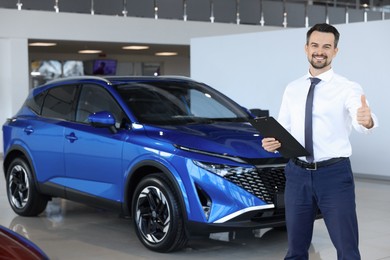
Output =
[{"x1": 262, "y1": 23, "x2": 378, "y2": 260}]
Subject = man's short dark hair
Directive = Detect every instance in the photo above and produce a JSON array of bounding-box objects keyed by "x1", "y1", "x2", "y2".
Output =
[{"x1": 306, "y1": 23, "x2": 340, "y2": 47}]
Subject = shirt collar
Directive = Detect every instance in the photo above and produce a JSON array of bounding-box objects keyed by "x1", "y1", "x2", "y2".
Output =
[{"x1": 306, "y1": 68, "x2": 334, "y2": 83}]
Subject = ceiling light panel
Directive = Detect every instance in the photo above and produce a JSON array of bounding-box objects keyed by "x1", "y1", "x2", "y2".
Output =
[
  {"x1": 78, "y1": 49, "x2": 103, "y2": 54},
  {"x1": 29, "y1": 42, "x2": 57, "y2": 47},
  {"x1": 122, "y1": 45, "x2": 150, "y2": 50},
  {"x1": 155, "y1": 52, "x2": 178, "y2": 56}
]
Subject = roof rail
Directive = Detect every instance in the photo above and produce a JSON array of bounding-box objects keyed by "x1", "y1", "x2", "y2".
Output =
[{"x1": 43, "y1": 76, "x2": 113, "y2": 86}]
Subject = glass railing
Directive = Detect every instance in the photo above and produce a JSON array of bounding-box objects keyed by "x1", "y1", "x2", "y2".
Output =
[{"x1": 1, "y1": 0, "x2": 389, "y2": 28}]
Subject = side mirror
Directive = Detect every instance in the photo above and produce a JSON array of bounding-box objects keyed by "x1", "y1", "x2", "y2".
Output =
[{"x1": 88, "y1": 111, "x2": 117, "y2": 133}]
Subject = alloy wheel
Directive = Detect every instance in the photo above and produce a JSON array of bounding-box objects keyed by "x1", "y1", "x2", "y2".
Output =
[
  {"x1": 8, "y1": 165, "x2": 30, "y2": 209},
  {"x1": 135, "y1": 185, "x2": 171, "y2": 244}
]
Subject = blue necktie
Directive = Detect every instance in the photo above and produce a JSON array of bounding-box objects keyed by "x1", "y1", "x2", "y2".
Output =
[{"x1": 305, "y1": 77, "x2": 321, "y2": 163}]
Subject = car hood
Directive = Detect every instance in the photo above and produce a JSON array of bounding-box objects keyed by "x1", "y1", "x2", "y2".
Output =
[{"x1": 142, "y1": 121, "x2": 275, "y2": 159}]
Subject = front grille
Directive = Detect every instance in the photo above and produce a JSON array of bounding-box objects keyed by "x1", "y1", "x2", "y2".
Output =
[{"x1": 223, "y1": 166, "x2": 286, "y2": 204}]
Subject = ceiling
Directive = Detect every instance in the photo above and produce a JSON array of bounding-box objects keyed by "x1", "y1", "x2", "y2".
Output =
[
  {"x1": 28, "y1": 40, "x2": 190, "y2": 58},
  {"x1": 24, "y1": 0, "x2": 389, "y2": 59}
]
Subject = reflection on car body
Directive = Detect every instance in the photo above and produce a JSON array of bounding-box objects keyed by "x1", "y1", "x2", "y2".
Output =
[{"x1": 0, "y1": 225, "x2": 49, "y2": 260}]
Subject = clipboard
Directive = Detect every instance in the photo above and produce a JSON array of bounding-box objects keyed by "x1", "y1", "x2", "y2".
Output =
[{"x1": 249, "y1": 116, "x2": 310, "y2": 158}]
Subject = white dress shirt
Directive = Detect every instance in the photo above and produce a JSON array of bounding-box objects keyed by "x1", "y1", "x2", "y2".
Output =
[{"x1": 278, "y1": 69, "x2": 378, "y2": 162}]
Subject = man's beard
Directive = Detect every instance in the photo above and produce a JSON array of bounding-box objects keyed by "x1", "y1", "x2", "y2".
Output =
[{"x1": 309, "y1": 55, "x2": 331, "y2": 69}]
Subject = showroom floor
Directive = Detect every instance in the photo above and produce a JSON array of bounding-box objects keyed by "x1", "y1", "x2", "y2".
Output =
[{"x1": 1, "y1": 158, "x2": 390, "y2": 260}]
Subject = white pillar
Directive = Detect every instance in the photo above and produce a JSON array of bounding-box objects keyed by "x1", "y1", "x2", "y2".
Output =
[{"x1": 0, "y1": 38, "x2": 29, "y2": 153}]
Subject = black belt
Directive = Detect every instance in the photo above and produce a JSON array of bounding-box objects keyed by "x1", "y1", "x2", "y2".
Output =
[{"x1": 291, "y1": 157, "x2": 347, "y2": 170}]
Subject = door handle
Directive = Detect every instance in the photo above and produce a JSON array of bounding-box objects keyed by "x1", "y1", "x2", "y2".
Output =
[
  {"x1": 24, "y1": 126, "x2": 34, "y2": 135},
  {"x1": 65, "y1": 132, "x2": 78, "y2": 143}
]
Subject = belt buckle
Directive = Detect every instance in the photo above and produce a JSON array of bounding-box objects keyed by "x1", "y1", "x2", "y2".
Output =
[{"x1": 306, "y1": 162, "x2": 317, "y2": 170}]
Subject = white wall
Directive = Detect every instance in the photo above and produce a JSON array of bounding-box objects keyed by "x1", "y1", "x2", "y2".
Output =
[
  {"x1": 0, "y1": 9, "x2": 280, "y2": 44},
  {"x1": 0, "y1": 38, "x2": 29, "y2": 150},
  {"x1": 191, "y1": 20, "x2": 390, "y2": 178}
]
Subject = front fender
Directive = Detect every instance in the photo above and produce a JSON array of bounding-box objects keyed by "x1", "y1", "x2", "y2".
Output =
[{"x1": 123, "y1": 155, "x2": 190, "y2": 222}]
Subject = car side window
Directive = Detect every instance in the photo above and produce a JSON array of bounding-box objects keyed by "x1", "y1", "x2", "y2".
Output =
[
  {"x1": 41, "y1": 85, "x2": 78, "y2": 120},
  {"x1": 76, "y1": 84, "x2": 125, "y2": 128},
  {"x1": 25, "y1": 91, "x2": 46, "y2": 115}
]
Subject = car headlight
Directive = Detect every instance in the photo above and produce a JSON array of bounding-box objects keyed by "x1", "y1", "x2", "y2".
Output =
[{"x1": 193, "y1": 160, "x2": 256, "y2": 177}]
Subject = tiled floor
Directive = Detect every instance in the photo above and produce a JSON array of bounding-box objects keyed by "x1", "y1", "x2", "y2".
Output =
[{"x1": 1, "y1": 158, "x2": 389, "y2": 259}]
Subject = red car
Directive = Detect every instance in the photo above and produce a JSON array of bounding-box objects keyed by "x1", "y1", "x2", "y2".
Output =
[{"x1": 0, "y1": 225, "x2": 49, "y2": 260}]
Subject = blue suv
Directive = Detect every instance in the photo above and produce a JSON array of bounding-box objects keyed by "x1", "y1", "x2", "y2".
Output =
[{"x1": 2, "y1": 76, "x2": 287, "y2": 252}]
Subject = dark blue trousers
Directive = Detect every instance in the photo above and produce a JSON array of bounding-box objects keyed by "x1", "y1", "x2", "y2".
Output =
[{"x1": 284, "y1": 158, "x2": 361, "y2": 260}]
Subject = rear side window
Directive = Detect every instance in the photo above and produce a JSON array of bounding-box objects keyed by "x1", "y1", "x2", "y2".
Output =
[
  {"x1": 41, "y1": 85, "x2": 78, "y2": 120},
  {"x1": 25, "y1": 91, "x2": 46, "y2": 115}
]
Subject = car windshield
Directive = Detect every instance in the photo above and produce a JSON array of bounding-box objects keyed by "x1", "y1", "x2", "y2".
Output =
[{"x1": 115, "y1": 80, "x2": 250, "y2": 125}]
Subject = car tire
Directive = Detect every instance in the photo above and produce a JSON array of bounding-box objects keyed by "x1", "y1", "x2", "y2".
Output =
[
  {"x1": 6, "y1": 158, "x2": 48, "y2": 216},
  {"x1": 132, "y1": 173, "x2": 188, "y2": 252}
]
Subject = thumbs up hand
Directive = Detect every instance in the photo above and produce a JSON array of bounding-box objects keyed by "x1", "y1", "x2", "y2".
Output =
[{"x1": 357, "y1": 95, "x2": 374, "y2": 129}]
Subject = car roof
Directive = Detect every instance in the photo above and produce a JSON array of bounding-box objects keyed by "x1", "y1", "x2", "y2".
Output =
[
  {"x1": 41, "y1": 75, "x2": 197, "y2": 88},
  {"x1": 30, "y1": 76, "x2": 204, "y2": 98}
]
